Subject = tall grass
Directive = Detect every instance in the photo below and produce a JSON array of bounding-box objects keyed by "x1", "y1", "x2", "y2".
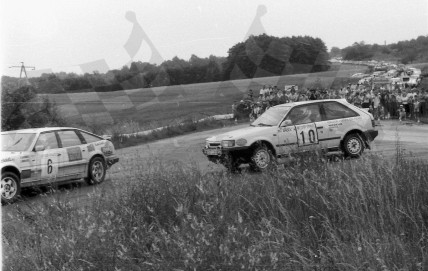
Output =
[{"x1": 3, "y1": 151, "x2": 428, "y2": 270}]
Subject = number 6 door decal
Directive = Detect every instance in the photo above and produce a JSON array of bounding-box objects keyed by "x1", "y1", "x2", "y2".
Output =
[
  {"x1": 295, "y1": 123, "x2": 319, "y2": 146},
  {"x1": 41, "y1": 154, "x2": 59, "y2": 178}
]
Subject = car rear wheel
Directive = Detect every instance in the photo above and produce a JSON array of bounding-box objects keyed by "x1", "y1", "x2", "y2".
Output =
[
  {"x1": 343, "y1": 133, "x2": 364, "y2": 158},
  {"x1": 85, "y1": 157, "x2": 106, "y2": 185},
  {"x1": 250, "y1": 144, "x2": 275, "y2": 171},
  {"x1": 1, "y1": 172, "x2": 21, "y2": 204}
]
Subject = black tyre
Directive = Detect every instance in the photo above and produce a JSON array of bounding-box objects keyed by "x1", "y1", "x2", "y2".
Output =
[
  {"x1": 342, "y1": 133, "x2": 364, "y2": 158},
  {"x1": 250, "y1": 144, "x2": 275, "y2": 171},
  {"x1": 85, "y1": 157, "x2": 106, "y2": 185},
  {"x1": 1, "y1": 172, "x2": 21, "y2": 204}
]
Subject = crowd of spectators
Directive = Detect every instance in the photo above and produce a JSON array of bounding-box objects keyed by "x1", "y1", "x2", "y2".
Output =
[{"x1": 237, "y1": 83, "x2": 428, "y2": 122}]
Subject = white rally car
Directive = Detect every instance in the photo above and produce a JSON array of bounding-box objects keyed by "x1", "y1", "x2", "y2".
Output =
[
  {"x1": 203, "y1": 99, "x2": 378, "y2": 172},
  {"x1": 1, "y1": 127, "x2": 119, "y2": 203}
]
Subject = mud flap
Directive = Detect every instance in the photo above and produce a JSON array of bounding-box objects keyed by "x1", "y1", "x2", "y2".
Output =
[{"x1": 358, "y1": 133, "x2": 371, "y2": 150}]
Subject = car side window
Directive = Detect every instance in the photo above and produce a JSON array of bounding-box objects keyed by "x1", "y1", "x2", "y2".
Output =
[
  {"x1": 285, "y1": 104, "x2": 322, "y2": 125},
  {"x1": 322, "y1": 102, "x2": 359, "y2": 120},
  {"x1": 36, "y1": 132, "x2": 59, "y2": 150},
  {"x1": 80, "y1": 131, "x2": 102, "y2": 143},
  {"x1": 57, "y1": 130, "x2": 83, "y2": 148}
]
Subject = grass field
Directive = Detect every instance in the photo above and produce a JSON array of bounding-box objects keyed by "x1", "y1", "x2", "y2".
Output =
[
  {"x1": 4, "y1": 150, "x2": 427, "y2": 270},
  {"x1": 45, "y1": 64, "x2": 367, "y2": 131}
]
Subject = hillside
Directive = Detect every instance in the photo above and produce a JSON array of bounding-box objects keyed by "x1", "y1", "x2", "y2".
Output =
[{"x1": 48, "y1": 64, "x2": 367, "y2": 128}]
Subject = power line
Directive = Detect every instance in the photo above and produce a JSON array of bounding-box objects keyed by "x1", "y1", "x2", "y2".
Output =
[
  {"x1": 9, "y1": 62, "x2": 35, "y2": 79},
  {"x1": 9, "y1": 62, "x2": 36, "y2": 87}
]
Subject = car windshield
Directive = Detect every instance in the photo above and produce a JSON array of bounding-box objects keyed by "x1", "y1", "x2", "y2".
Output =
[
  {"x1": 251, "y1": 106, "x2": 291, "y2": 127},
  {"x1": 1, "y1": 133, "x2": 37, "y2": 152}
]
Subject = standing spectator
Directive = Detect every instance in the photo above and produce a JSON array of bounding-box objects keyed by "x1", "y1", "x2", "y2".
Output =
[
  {"x1": 289, "y1": 88, "x2": 298, "y2": 102},
  {"x1": 319, "y1": 90, "x2": 329, "y2": 100},
  {"x1": 339, "y1": 87, "x2": 347, "y2": 98},
  {"x1": 248, "y1": 89, "x2": 254, "y2": 100},
  {"x1": 390, "y1": 93, "x2": 399, "y2": 119},
  {"x1": 407, "y1": 95, "x2": 414, "y2": 119},
  {"x1": 420, "y1": 89, "x2": 427, "y2": 118},
  {"x1": 373, "y1": 92, "x2": 381, "y2": 120},
  {"x1": 308, "y1": 89, "x2": 318, "y2": 100},
  {"x1": 279, "y1": 90, "x2": 290, "y2": 104},
  {"x1": 332, "y1": 90, "x2": 341, "y2": 99},
  {"x1": 400, "y1": 92, "x2": 410, "y2": 118},
  {"x1": 383, "y1": 92, "x2": 391, "y2": 119},
  {"x1": 352, "y1": 92, "x2": 362, "y2": 107},
  {"x1": 413, "y1": 95, "x2": 421, "y2": 123},
  {"x1": 398, "y1": 105, "x2": 406, "y2": 122},
  {"x1": 297, "y1": 91, "x2": 308, "y2": 101},
  {"x1": 259, "y1": 85, "x2": 267, "y2": 97},
  {"x1": 362, "y1": 91, "x2": 371, "y2": 109}
]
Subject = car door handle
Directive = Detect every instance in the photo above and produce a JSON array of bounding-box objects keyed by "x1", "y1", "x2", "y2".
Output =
[{"x1": 57, "y1": 154, "x2": 61, "y2": 156}]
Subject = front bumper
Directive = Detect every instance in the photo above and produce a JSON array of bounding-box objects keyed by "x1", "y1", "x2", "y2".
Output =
[{"x1": 202, "y1": 145, "x2": 250, "y2": 156}]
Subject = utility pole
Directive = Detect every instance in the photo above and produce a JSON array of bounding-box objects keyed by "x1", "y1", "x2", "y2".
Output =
[{"x1": 9, "y1": 62, "x2": 35, "y2": 87}]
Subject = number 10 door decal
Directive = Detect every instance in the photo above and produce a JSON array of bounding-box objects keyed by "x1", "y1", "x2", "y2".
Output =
[{"x1": 295, "y1": 123, "x2": 319, "y2": 146}]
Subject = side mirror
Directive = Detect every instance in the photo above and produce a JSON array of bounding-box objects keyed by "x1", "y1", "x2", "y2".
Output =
[
  {"x1": 280, "y1": 120, "x2": 292, "y2": 127},
  {"x1": 34, "y1": 145, "x2": 45, "y2": 152}
]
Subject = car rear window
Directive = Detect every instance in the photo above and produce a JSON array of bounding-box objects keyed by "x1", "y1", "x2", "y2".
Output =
[
  {"x1": 322, "y1": 102, "x2": 359, "y2": 120},
  {"x1": 80, "y1": 131, "x2": 102, "y2": 143},
  {"x1": 57, "y1": 130, "x2": 82, "y2": 147}
]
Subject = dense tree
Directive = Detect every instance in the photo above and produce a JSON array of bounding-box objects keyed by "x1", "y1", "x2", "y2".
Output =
[
  {"x1": 333, "y1": 35, "x2": 428, "y2": 63},
  {"x1": 342, "y1": 42, "x2": 374, "y2": 60},
  {"x1": 330, "y1": 46, "x2": 342, "y2": 58},
  {"x1": 1, "y1": 86, "x2": 65, "y2": 131},
  {"x1": 222, "y1": 34, "x2": 330, "y2": 80}
]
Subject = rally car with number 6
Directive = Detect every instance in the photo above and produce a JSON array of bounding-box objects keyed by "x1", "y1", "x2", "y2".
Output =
[
  {"x1": 1, "y1": 127, "x2": 119, "y2": 204},
  {"x1": 202, "y1": 99, "x2": 378, "y2": 172}
]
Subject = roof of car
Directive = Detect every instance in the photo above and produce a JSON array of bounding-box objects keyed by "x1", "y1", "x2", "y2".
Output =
[
  {"x1": 273, "y1": 99, "x2": 348, "y2": 108},
  {"x1": 2, "y1": 127, "x2": 82, "y2": 134}
]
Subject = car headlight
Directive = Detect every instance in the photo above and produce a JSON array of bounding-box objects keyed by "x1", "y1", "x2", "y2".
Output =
[{"x1": 221, "y1": 140, "x2": 235, "y2": 148}]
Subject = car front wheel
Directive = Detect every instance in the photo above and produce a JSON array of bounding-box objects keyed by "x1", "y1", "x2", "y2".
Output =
[
  {"x1": 250, "y1": 144, "x2": 275, "y2": 171},
  {"x1": 1, "y1": 172, "x2": 21, "y2": 204},
  {"x1": 85, "y1": 157, "x2": 106, "y2": 185},
  {"x1": 343, "y1": 133, "x2": 364, "y2": 158}
]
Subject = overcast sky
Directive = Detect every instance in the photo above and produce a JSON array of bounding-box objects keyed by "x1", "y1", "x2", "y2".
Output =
[{"x1": 1, "y1": 0, "x2": 427, "y2": 77}]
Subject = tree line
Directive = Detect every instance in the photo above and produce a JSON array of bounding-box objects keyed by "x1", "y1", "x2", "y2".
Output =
[
  {"x1": 2, "y1": 34, "x2": 331, "y2": 94},
  {"x1": 330, "y1": 35, "x2": 428, "y2": 64}
]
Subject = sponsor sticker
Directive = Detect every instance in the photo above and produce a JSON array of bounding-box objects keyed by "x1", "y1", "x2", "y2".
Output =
[
  {"x1": 67, "y1": 147, "x2": 82, "y2": 162},
  {"x1": 1, "y1": 157, "x2": 13, "y2": 163}
]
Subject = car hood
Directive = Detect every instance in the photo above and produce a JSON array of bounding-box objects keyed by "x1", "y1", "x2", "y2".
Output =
[{"x1": 206, "y1": 126, "x2": 273, "y2": 142}]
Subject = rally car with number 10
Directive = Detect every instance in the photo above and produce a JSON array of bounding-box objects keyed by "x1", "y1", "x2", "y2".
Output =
[
  {"x1": 202, "y1": 99, "x2": 378, "y2": 172},
  {"x1": 1, "y1": 127, "x2": 119, "y2": 204}
]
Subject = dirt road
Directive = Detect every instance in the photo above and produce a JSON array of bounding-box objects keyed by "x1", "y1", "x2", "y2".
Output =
[{"x1": 111, "y1": 120, "x2": 428, "y2": 174}]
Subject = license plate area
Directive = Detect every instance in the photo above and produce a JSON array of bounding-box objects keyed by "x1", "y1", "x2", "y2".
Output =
[{"x1": 205, "y1": 148, "x2": 221, "y2": 156}]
